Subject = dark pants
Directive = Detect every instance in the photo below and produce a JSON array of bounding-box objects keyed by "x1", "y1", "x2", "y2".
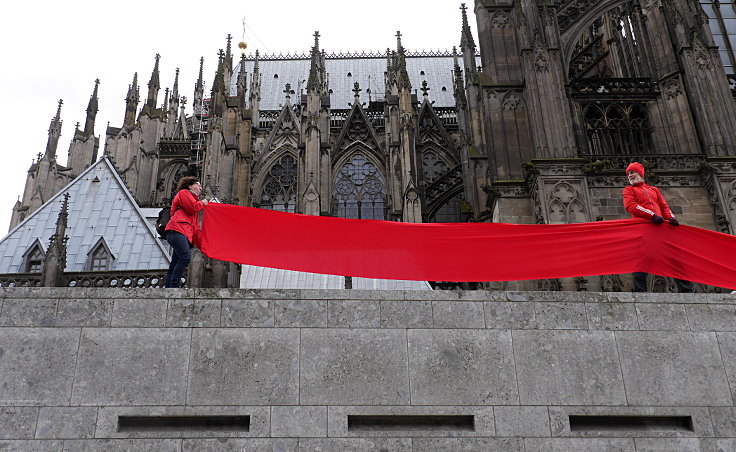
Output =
[
  {"x1": 165, "y1": 231, "x2": 191, "y2": 288},
  {"x1": 633, "y1": 272, "x2": 693, "y2": 293}
]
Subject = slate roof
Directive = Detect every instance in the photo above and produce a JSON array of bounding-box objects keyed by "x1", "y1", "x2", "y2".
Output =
[
  {"x1": 232, "y1": 53, "x2": 480, "y2": 110},
  {"x1": 240, "y1": 264, "x2": 432, "y2": 290},
  {"x1": 0, "y1": 158, "x2": 170, "y2": 273}
]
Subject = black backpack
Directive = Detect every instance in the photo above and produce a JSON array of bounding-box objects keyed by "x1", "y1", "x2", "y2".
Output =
[{"x1": 156, "y1": 207, "x2": 171, "y2": 239}]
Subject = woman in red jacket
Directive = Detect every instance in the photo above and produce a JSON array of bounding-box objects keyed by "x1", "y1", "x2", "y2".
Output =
[{"x1": 164, "y1": 176, "x2": 208, "y2": 288}]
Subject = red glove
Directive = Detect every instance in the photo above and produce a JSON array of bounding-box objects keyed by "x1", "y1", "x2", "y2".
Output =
[
  {"x1": 668, "y1": 218, "x2": 680, "y2": 226},
  {"x1": 652, "y1": 214, "x2": 665, "y2": 224}
]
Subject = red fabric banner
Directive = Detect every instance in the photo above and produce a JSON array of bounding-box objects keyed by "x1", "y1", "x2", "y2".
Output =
[{"x1": 196, "y1": 203, "x2": 736, "y2": 290}]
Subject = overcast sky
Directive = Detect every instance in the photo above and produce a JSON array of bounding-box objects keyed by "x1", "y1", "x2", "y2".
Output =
[{"x1": 0, "y1": 0, "x2": 478, "y2": 235}]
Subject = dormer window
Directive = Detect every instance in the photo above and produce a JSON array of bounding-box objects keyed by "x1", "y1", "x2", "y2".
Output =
[
  {"x1": 87, "y1": 238, "x2": 115, "y2": 271},
  {"x1": 23, "y1": 242, "x2": 45, "y2": 273}
]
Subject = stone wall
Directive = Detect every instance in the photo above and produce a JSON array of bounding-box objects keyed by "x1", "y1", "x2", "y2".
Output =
[{"x1": 0, "y1": 288, "x2": 735, "y2": 451}]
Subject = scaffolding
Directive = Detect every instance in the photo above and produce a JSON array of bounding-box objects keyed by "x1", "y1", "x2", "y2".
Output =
[{"x1": 191, "y1": 95, "x2": 210, "y2": 169}]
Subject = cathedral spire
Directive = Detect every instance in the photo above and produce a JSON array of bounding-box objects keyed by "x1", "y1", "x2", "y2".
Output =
[
  {"x1": 42, "y1": 193, "x2": 69, "y2": 287},
  {"x1": 83, "y1": 79, "x2": 99, "y2": 138},
  {"x1": 211, "y1": 51, "x2": 226, "y2": 117},
  {"x1": 237, "y1": 53, "x2": 247, "y2": 100},
  {"x1": 124, "y1": 72, "x2": 139, "y2": 127},
  {"x1": 306, "y1": 31, "x2": 326, "y2": 94},
  {"x1": 249, "y1": 50, "x2": 261, "y2": 115},
  {"x1": 146, "y1": 53, "x2": 161, "y2": 109},
  {"x1": 171, "y1": 68, "x2": 180, "y2": 103},
  {"x1": 395, "y1": 31, "x2": 411, "y2": 91},
  {"x1": 452, "y1": 46, "x2": 467, "y2": 109},
  {"x1": 193, "y1": 57, "x2": 204, "y2": 118},
  {"x1": 460, "y1": 3, "x2": 476, "y2": 52},
  {"x1": 45, "y1": 99, "x2": 63, "y2": 159}
]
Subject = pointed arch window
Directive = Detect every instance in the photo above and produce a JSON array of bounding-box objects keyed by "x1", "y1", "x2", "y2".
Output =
[
  {"x1": 422, "y1": 151, "x2": 449, "y2": 183},
  {"x1": 333, "y1": 153, "x2": 385, "y2": 220},
  {"x1": 261, "y1": 154, "x2": 298, "y2": 213},
  {"x1": 87, "y1": 238, "x2": 115, "y2": 271},
  {"x1": 429, "y1": 193, "x2": 467, "y2": 223},
  {"x1": 582, "y1": 103, "x2": 653, "y2": 155},
  {"x1": 23, "y1": 242, "x2": 45, "y2": 273}
]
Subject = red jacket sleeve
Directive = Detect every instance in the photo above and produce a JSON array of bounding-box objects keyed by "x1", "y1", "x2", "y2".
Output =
[
  {"x1": 654, "y1": 187, "x2": 675, "y2": 219},
  {"x1": 171, "y1": 190, "x2": 205, "y2": 217},
  {"x1": 623, "y1": 186, "x2": 653, "y2": 219}
]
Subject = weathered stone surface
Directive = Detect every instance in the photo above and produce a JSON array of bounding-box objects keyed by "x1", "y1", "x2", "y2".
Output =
[
  {"x1": 687, "y1": 304, "x2": 736, "y2": 331},
  {"x1": 274, "y1": 300, "x2": 326, "y2": 327},
  {"x1": 56, "y1": 299, "x2": 112, "y2": 327},
  {"x1": 711, "y1": 407, "x2": 736, "y2": 437},
  {"x1": 636, "y1": 303, "x2": 689, "y2": 330},
  {"x1": 412, "y1": 438, "x2": 523, "y2": 452},
  {"x1": 271, "y1": 406, "x2": 327, "y2": 438},
  {"x1": 326, "y1": 406, "x2": 494, "y2": 437},
  {"x1": 535, "y1": 302, "x2": 587, "y2": 329},
  {"x1": 514, "y1": 330, "x2": 626, "y2": 405},
  {"x1": 298, "y1": 438, "x2": 411, "y2": 452},
  {"x1": 432, "y1": 301, "x2": 485, "y2": 328},
  {"x1": 0, "y1": 406, "x2": 37, "y2": 439},
  {"x1": 633, "y1": 437, "x2": 717, "y2": 451},
  {"x1": 95, "y1": 406, "x2": 269, "y2": 438},
  {"x1": 585, "y1": 302, "x2": 638, "y2": 330},
  {"x1": 380, "y1": 300, "x2": 433, "y2": 328},
  {"x1": 716, "y1": 333, "x2": 736, "y2": 403},
  {"x1": 222, "y1": 299, "x2": 273, "y2": 327},
  {"x1": 0, "y1": 440, "x2": 62, "y2": 452},
  {"x1": 719, "y1": 439, "x2": 736, "y2": 452},
  {"x1": 0, "y1": 299, "x2": 57, "y2": 327},
  {"x1": 0, "y1": 329, "x2": 78, "y2": 405},
  {"x1": 494, "y1": 406, "x2": 550, "y2": 437},
  {"x1": 524, "y1": 438, "x2": 635, "y2": 451},
  {"x1": 111, "y1": 299, "x2": 165, "y2": 327},
  {"x1": 166, "y1": 299, "x2": 220, "y2": 327},
  {"x1": 188, "y1": 329, "x2": 299, "y2": 405},
  {"x1": 616, "y1": 331, "x2": 732, "y2": 406},
  {"x1": 61, "y1": 439, "x2": 181, "y2": 452},
  {"x1": 182, "y1": 438, "x2": 297, "y2": 452},
  {"x1": 35, "y1": 407, "x2": 97, "y2": 439},
  {"x1": 485, "y1": 302, "x2": 536, "y2": 329},
  {"x1": 328, "y1": 300, "x2": 380, "y2": 328},
  {"x1": 408, "y1": 329, "x2": 517, "y2": 405},
  {"x1": 300, "y1": 329, "x2": 409, "y2": 405},
  {"x1": 72, "y1": 328, "x2": 190, "y2": 405}
]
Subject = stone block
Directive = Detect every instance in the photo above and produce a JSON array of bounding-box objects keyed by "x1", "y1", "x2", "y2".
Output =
[
  {"x1": 35, "y1": 407, "x2": 97, "y2": 439},
  {"x1": 633, "y1": 438, "x2": 716, "y2": 452},
  {"x1": 523, "y1": 438, "x2": 634, "y2": 451},
  {"x1": 636, "y1": 304, "x2": 689, "y2": 330},
  {"x1": 95, "y1": 406, "x2": 269, "y2": 438},
  {"x1": 274, "y1": 300, "x2": 326, "y2": 327},
  {"x1": 432, "y1": 301, "x2": 485, "y2": 328},
  {"x1": 328, "y1": 300, "x2": 380, "y2": 328},
  {"x1": 0, "y1": 329, "x2": 78, "y2": 405},
  {"x1": 411, "y1": 438, "x2": 523, "y2": 451},
  {"x1": 380, "y1": 300, "x2": 433, "y2": 328},
  {"x1": 719, "y1": 439, "x2": 736, "y2": 452},
  {"x1": 535, "y1": 302, "x2": 587, "y2": 329},
  {"x1": 0, "y1": 407, "x2": 37, "y2": 439},
  {"x1": 182, "y1": 439, "x2": 297, "y2": 452},
  {"x1": 56, "y1": 299, "x2": 112, "y2": 327},
  {"x1": 514, "y1": 330, "x2": 626, "y2": 405},
  {"x1": 111, "y1": 299, "x2": 166, "y2": 327},
  {"x1": 687, "y1": 304, "x2": 736, "y2": 330},
  {"x1": 711, "y1": 407, "x2": 736, "y2": 437},
  {"x1": 271, "y1": 406, "x2": 327, "y2": 438},
  {"x1": 222, "y1": 299, "x2": 272, "y2": 327},
  {"x1": 485, "y1": 302, "x2": 536, "y2": 329},
  {"x1": 298, "y1": 438, "x2": 411, "y2": 451},
  {"x1": 616, "y1": 331, "x2": 732, "y2": 406},
  {"x1": 585, "y1": 302, "x2": 638, "y2": 330},
  {"x1": 0, "y1": 299, "x2": 57, "y2": 326},
  {"x1": 405, "y1": 290, "x2": 458, "y2": 301},
  {"x1": 717, "y1": 333, "x2": 736, "y2": 403},
  {"x1": 60, "y1": 439, "x2": 181, "y2": 451},
  {"x1": 72, "y1": 328, "x2": 190, "y2": 405},
  {"x1": 408, "y1": 329, "x2": 517, "y2": 405},
  {"x1": 300, "y1": 329, "x2": 409, "y2": 405},
  {"x1": 457, "y1": 290, "x2": 507, "y2": 301},
  {"x1": 494, "y1": 406, "x2": 550, "y2": 437},
  {"x1": 188, "y1": 329, "x2": 299, "y2": 405},
  {"x1": 326, "y1": 406, "x2": 494, "y2": 437},
  {"x1": 0, "y1": 441, "x2": 62, "y2": 452},
  {"x1": 166, "y1": 299, "x2": 220, "y2": 327}
]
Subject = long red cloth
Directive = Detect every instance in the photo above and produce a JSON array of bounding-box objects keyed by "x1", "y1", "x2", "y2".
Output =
[{"x1": 196, "y1": 203, "x2": 736, "y2": 289}]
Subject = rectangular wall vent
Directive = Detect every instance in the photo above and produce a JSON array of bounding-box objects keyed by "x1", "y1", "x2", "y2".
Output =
[
  {"x1": 347, "y1": 415, "x2": 474, "y2": 432},
  {"x1": 569, "y1": 415, "x2": 693, "y2": 433},
  {"x1": 118, "y1": 415, "x2": 250, "y2": 432}
]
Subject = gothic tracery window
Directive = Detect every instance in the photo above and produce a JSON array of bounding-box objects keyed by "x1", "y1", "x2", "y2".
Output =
[
  {"x1": 582, "y1": 103, "x2": 653, "y2": 155},
  {"x1": 701, "y1": 0, "x2": 736, "y2": 75},
  {"x1": 429, "y1": 194, "x2": 467, "y2": 223},
  {"x1": 24, "y1": 244, "x2": 44, "y2": 273},
  {"x1": 422, "y1": 151, "x2": 449, "y2": 183},
  {"x1": 260, "y1": 154, "x2": 298, "y2": 213},
  {"x1": 333, "y1": 153, "x2": 385, "y2": 220}
]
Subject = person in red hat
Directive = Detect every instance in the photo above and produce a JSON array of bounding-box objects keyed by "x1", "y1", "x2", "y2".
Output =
[{"x1": 623, "y1": 162, "x2": 693, "y2": 292}]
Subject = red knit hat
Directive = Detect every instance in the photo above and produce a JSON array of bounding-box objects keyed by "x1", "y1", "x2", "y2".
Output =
[{"x1": 626, "y1": 162, "x2": 645, "y2": 177}]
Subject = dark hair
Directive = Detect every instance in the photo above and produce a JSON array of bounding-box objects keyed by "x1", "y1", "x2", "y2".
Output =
[{"x1": 177, "y1": 176, "x2": 200, "y2": 191}]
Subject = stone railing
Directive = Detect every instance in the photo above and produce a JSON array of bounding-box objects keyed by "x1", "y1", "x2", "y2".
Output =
[{"x1": 0, "y1": 270, "x2": 172, "y2": 288}]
